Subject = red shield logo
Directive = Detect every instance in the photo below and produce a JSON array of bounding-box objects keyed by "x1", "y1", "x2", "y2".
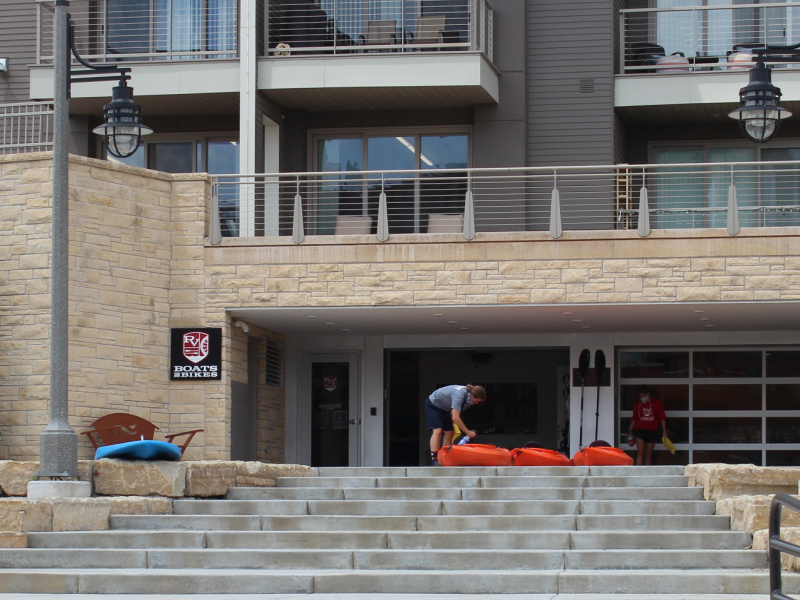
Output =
[
  {"x1": 183, "y1": 331, "x2": 209, "y2": 364},
  {"x1": 323, "y1": 376, "x2": 337, "y2": 392}
]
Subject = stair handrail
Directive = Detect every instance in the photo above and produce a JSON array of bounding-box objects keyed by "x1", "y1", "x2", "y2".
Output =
[{"x1": 769, "y1": 492, "x2": 800, "y2": 600}]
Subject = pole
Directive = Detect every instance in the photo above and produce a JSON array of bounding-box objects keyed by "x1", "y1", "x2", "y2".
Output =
[{"x1": 38, "y1": 0, "x2": 78, "y2": 479}]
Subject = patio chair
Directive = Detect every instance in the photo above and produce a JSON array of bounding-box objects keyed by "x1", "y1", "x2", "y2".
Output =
[
  {"x1": 364, "y1": 19, "x2": 397, "y2": 50},
  {"x1": 413, "y1": 15, "x2": 446, "y2": 47},
  {"x1": 81, "y1": 413, "x2": 203, "y2": 458}
]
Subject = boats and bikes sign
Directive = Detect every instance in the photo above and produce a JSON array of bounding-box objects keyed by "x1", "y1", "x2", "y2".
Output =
[{"x1": 170, "y1": 328, "x2": 222, "y2": 380}]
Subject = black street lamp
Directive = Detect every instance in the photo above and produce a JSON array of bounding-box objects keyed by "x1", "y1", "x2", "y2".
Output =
[
  {"x1": 36, "y1": 0, "x2": 151, "y2": 485},
  {"x1": 728, "y1": 46, "x2": 797, "y2": 143}
]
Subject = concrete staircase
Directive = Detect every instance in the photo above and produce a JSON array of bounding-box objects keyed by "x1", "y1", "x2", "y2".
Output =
[{"x1": 0, "y1": 464, "x2": 795, "y2": 598}]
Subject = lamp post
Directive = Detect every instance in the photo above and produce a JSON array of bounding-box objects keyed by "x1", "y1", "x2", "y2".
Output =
[
  {"x1": 729, "y1": 45, "x2": 798, "y2": 143},
  {"x1": 36, "y1": 0, "x2": 151, "y2": 483}
]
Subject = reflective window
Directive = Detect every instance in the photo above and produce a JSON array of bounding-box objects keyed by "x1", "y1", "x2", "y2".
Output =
[
  {"x1": 767, "y1": 350, "x2": 800, "y2": 377},
  {"x1": 619, "y1": 351, "x2": 689, "y2": 378},
  {"x1": 767, "y1": 384, "x2": 800, "y2": 411},
  {"x1": 694, "y1": 384, "x2": 762, "y2": 411},
  {"x1": 693, "y1": 351, "x2": 762, "y2": 378}
]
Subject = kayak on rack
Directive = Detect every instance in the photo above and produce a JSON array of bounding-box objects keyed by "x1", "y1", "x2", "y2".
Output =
[
  {"x1": 511, "y1": 447, "x2": 572, "y2": 467},
  {"x1": 437, "y1": 444, "x2": 513, "y2": 467}
]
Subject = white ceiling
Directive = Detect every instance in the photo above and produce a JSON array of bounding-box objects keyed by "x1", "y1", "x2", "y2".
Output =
[{"x1": 229, "y1": 301, "x2": 800, "y2": 336}]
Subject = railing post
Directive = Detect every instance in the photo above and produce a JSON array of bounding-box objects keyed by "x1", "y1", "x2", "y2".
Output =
[
  {"x1": 210, "y1": 179, "x2": 221, "y2": 245},
  {"x1": 292, "y1": 177, "x2": 305, "y2": 243},
  {"x1": 727, "y1": 167, "x2": 740, "y2": 235},
  {"x1": 377, "y1": 176, "x2": 389, "y2": 242},
  {"x1": 463, "y1": 174, "x2": 476, "y2": 240},
  {"x1": 549, "y1": 171, "x2": 562, "y2": 239},
  {"x1": 637, "y1": 171, "x2": 651, "y2": 237}
]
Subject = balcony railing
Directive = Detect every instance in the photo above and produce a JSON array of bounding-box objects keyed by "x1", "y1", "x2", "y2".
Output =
[
  {"x1": 0, "y1": 102, "x2": 54, "y2": 155},
  {"x1": 620, "y1": 2, "x2": 800, "y2": 74},
  {"x1": 37, "y1": 0, "x2": 238, "y2": 64},
  {"x1": 267, "y1": 0, "x2": 493, "y2": 60},
  {"x1": 209, "y1": 161, "x2": 800, "y2": 243}
]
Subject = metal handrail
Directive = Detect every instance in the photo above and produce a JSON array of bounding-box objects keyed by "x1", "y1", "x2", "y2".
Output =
[{"x1": 769, "y1": 493, "x2": 800, "y2": 600}]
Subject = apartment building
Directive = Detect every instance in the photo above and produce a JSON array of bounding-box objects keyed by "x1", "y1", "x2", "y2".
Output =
[{"x1": 1, "y1": 0, "x2": 800, "y2": 468}]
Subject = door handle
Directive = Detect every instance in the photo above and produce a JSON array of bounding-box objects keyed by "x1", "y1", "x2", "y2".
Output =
[{"x1": 348, "y1": 418, "x2": 361, "y2": 425}]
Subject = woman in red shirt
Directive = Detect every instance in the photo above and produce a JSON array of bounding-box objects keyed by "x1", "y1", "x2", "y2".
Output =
[{"x1": 627, "y1": 386, "x2": 667, "y2": 465}]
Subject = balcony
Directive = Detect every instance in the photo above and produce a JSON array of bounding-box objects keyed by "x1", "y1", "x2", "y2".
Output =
[
  {"x1": 0, "y1": 102, "x2": 54, "y2": 155},
  {"x1": 617, "y1": 2, "x2": 800, "y2": 114},
  {"x1": 260, "y1": 0, "x2": 497, "y2": 110},
  {"x1": 36, "y1": 0, "x2": 238, "y2": 64},
  {"x1": 208, "y1": 160, "x2": 800, "y2": 242}
]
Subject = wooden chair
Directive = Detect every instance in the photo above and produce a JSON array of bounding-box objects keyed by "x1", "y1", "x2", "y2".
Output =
[{"x1": 81, "y1": 413, "x2": 203, "y2": 458}]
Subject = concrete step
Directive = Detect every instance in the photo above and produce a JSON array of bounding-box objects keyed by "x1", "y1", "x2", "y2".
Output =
[
  {"x1": 576, "y1": 514, "x2": 730, "y2": 530},
  {"x1": 0, "y1": 548, "x2": 765, "y2": 571},
  {"x1": 584, "y1": 475, "x2": 689, "y2": 487},
  {"x1": 109, "y1": 515, "x2": 262, "y2": 531},
  {"x1": 173, "y1": 498, "x2": 585, "y2": 516},
  {"x1": 578, "y1": 500, "x2": 715, "y2": 515},
  {"x1": 581, "y1": 486, "x2": 705, "y2": 500},
  {"x1": 315, "y1": 466, "x2": 687, "y2": 478},
  {"x1": 1, "y1": 567, "x2": 789, "y2": 596},
  {"x1": 27, "y1": 529, "x2": 751, "y2": 551},
  {"x1": 275, "y1": 476, "x2": 588, "y2": 488},
  {"x1": 175, "y1": 498, "x2": 714, "y2": 517}
]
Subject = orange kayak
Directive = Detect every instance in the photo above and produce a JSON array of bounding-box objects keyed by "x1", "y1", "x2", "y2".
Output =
[
  {"x1": 572, "y1": 446, "x2": 634, "y2": 466},
  {"x1": 438, "y1": 444, "x2": 513, "y2": 467},
  {"x1": 511, "y1": 447, "x2": 572, "y2": 467}
]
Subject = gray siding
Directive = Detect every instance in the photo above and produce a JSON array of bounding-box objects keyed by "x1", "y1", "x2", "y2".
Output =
[
  {"x1": 0, "y1": 1, "x2": 37, "y2": 103},
  {"x1": 527, "y1": 0, "x2": 616, "y2": 166},
  {"x1": 473, "y1": 0, "x2": 527, "y2": 168}
]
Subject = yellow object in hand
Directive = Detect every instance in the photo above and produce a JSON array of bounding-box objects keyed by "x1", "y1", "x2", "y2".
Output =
[{"x1": 662, "y1": 436, "x2": 676, "y2": 454}]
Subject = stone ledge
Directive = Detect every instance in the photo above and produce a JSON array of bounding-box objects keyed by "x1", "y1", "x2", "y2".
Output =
[
  {"x1": 686, "y1": 464, "x2": 800, "y2": 500},
  {"x1": 0, "y1": 461, "x2": 94, "y2": 497},
  {"x1": 754, "y1": 527, "x2": 800, "y2": 571},
  {"x1": 0, "y1": 497, "x2": 111, "y2": 533},
  {"x1": 717, "y1": 494, "x2": 800, "y2": 533}
]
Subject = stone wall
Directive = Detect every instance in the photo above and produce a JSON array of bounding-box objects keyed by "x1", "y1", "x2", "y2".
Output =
[
  {"x1": 0, "y1": 154, "x2": 286, "y2": 462},
  {"x1": 206, "y1": 230, "x2": 800, "y2": 308}
]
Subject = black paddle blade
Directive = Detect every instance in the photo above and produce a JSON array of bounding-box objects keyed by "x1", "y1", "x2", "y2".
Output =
[
  {"x1": 595, "y1": 349, "x2": 607, "y2": 380},
  {"x1": 578, "y1": 349, "x2": 591, "y2": 380}
]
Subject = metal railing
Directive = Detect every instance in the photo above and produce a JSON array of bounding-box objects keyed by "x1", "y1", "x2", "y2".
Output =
[
  {"x1": 0, "y1": 102, "x2": 54, "y2": 155},
  {"x1": 620, "y1": 2, "x2": 800, "y2": 74},
  {"x1": 267, "y1": 0, "x2": 493, "y2": 59},
  {"x1": 209, "y1": 160, "x2": 800, "y2": 243},
  {"x1": 37, "y1": 0, "x2": 238, "y2": 64},
  {"x1": 769, "y1": 493, "x2": 800, "y2": 600}
]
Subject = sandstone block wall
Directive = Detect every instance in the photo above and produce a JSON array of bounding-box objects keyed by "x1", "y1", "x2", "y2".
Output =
[
  {"x1": 686, "y1": 464, "x2": 800, "y2": 500},
  {"x1": 0, "y1": 154, "x2": 286, "y2": 462}
]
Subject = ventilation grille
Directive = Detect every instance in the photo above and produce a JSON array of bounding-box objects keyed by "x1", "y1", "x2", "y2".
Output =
[
  {"x1": 579, "y1": 78, "x2": 595, "y2": 94},
  {"x1": 265, "y1": 338, "x2": 284, "y2": 388}
]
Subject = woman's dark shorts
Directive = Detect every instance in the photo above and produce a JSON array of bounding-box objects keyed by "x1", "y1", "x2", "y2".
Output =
[
  {"x1": 634, "y1": 428, "x2": 661, "y2": 444},
  {"x1": 425, "y1": 399, "x2": 453, "y2": 431}
]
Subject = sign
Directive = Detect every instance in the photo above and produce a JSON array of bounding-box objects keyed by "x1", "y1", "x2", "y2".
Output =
[{"x1": 171, "y1": 328, "x2": 222, "y2": 380}]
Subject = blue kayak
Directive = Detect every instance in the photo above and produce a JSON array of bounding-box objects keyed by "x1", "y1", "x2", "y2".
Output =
[{"x1": 94, "y1": 439, "x2": 182, "y2": 461}]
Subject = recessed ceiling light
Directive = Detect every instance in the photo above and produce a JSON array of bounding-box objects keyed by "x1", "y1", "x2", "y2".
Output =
[
  {"x1": 582, "y1": 325, "x2": 591, "y2": 329},
  {"x1": 448, "y1": 320, "x2": 459, "y2": 324},
  {"x1": 700, "y1": 317, "x2": 710, "y2": 321},
  {"x1": 572, "y1": 319, "x2": 583, "y2": 323},
  {"x1": 460, "y1": 327, "x2": 470, "y2": 331},
  {"x1": 433, "y1": 313, "x2": 445, "y2": 317},
  {"x1": 306, "y1": 315, "x2": 318, "y2": 319},
  {"x1": 693, "y1": 310, "x2": 705, "y2": 314},
  {"x1": 340, "y1": 328, "x2": 350, "y2": 332},
  {"x1": 705, "y1": 324, "x2": 715, "y2": 328},
  {"x1": 325, "y1": 322, "x2": 335, "y2": 326},
  {"x1": 562, "y1": 312, "x2": 573, "y2": 316}
]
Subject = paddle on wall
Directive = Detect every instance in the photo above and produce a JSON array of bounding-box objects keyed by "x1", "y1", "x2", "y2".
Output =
[
  {"x1": 594, "y1": 349, "x2": 607, "y2": 442},
  {"x1": 578, "y1": 349, "x2": 590, "y2": 448}
]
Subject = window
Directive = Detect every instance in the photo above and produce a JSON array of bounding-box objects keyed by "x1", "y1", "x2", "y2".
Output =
[
  {"x1": 312, "y1": 131, "x2": 469, "y2": 234},
  {"x1": 618, "y1": 347, "x2": 800, "y2": 466},
  {"x1": 652, "y1": 143, "x2": 800, "y2": 228},
  {"x1": 106, "y1": 0, "x2": 237, "y2": 59}
]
